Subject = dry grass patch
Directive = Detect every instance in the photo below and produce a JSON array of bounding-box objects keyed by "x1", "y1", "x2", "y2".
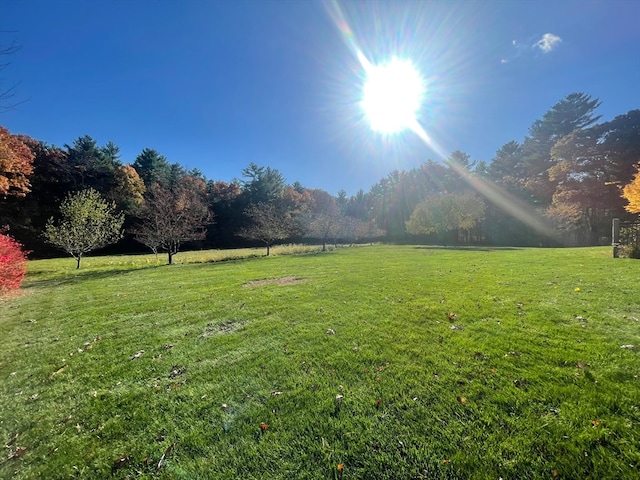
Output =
[
  {"x1": 200, "y1": 319, "x2": 247, "y2": 337},
  {"x1": 242, "y1": 275, "x2": 306, "y2": 287}
]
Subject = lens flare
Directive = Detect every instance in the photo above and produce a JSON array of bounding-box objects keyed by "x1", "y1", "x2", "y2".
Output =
[
  {"x1": 324, "y1": 0, "x2": 557, "y2": 240},
  {"x1": 361, "y1": 58, "x2": 425, "y2": 133}
]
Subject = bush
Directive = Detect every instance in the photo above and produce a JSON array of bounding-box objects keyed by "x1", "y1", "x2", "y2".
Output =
[
  {"x1": 619, "y1": 243, "x2": 640, "y2": 259},
  {"x1": 0, "y1": 233, "x2": 28, "y2": 291}
]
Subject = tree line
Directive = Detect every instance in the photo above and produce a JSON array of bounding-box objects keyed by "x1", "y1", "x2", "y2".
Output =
[{"x1": 1, "y1": 92, "x2": 639, "y2": 263}]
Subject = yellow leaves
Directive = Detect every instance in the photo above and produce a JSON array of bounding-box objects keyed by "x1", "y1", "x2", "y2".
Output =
[
  {"x1": 337, "y1": 463, "x2": 344, "y2": 471},
  {"x1": 457, "y1": 396, "x2": 467, "y2": 405},
  {"x1": 622, "y1": 169, "x2": 640, "y2": 214}
]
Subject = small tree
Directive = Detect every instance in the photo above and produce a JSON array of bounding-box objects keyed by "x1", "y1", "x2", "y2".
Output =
[
  {"x1": 238, "y1": 202, "x2": 293, "y2": 256},
  {"x1": 0, "y1": 231, "x2": 28, "y2": 291},
  {"x1": 304, "y1": 189, "x2": 341, "y2": 251},
  {"x1": 133, "y1": 177, "x2": 211, "y2": 265},
  {"x1": 406, "y1": 193, "x2": 486, "y2": 243},
  {"x1": 44, "y1": 189, "x2": 124, "y2": 268}
]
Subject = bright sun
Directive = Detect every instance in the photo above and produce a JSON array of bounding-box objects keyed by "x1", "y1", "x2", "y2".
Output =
[{"x1": 360, "y1": 57, "x2": 425, "y2": 134}]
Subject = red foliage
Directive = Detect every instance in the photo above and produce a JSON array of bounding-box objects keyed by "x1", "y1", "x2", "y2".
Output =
[{"x1": 0, "y1": 233, "x2": 28, "y2": 291}]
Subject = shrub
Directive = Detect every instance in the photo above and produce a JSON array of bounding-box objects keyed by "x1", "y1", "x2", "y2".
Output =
[
  {"x1": 619, "y1": 243, "x2": 640, "y2": 259},
  {"x1": 0, "y1": 233, "x2": 28, "y2": 291}
]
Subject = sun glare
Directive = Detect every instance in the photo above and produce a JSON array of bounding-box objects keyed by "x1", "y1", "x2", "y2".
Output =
[{"x1": 360, "y1": 57, "x2": 425, "y2": 134}]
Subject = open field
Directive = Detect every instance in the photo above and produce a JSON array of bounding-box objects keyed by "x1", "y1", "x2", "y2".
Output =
[{"x1": 1, "y1": 245, "x2": 639, "y2": 479}]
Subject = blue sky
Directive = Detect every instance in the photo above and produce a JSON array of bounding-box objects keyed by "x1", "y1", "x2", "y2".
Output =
[{"x1": 2, "y1": 0, "x2": 639, "y2": 195}]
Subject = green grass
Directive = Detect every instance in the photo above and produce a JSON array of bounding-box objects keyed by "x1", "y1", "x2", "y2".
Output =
[{"x1": 1, "y1": 245, "x2": 639, "y2": 479}]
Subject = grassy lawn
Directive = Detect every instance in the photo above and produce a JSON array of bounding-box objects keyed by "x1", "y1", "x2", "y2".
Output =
[{"x1": 1, "y1": 245, "x2": 639, "y2": 479}]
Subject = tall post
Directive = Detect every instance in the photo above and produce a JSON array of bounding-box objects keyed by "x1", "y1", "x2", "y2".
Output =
[{"x1": 612, "y1": 218, "x2": 620, "y2": 258}]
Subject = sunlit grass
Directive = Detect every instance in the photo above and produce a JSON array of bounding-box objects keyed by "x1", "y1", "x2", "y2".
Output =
[{"x1": 1, "y1": 245, "x2": 639, "y2": 479}]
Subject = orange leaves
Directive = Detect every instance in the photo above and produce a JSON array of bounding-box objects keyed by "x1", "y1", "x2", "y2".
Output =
[
  {"x1": 260, "y1": 422, "x2": 269, "y2": 432},
  {"x1": 0, "y1": 126, "x2": 35, "y2": 197}
]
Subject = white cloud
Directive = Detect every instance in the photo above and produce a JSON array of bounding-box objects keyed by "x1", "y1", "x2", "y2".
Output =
[{"x1": 534, "y1": 33, "x2": 562, "y2": 53}]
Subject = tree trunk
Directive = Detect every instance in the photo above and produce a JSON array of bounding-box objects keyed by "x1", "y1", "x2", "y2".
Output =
[
  {"x1": 76, "y1": 256, "x2": 81, "y2": 269},
  {"x1": 168, "y1": 251, "x2": 173, "y2": 265},
  {"x1": 266, "y1": 244, "x2": 270, "y2": 256}
]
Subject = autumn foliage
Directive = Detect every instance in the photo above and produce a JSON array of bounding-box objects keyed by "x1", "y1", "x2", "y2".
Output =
[
  {"x1": 0, "y1": 125, "x2": 35, "y2": 197},
  {"x1": 0, "y1": 232, "x2": 28, "y2": 291},
  {"x1": 622, "y1": 168, "x2": 640, "y2": 214}
]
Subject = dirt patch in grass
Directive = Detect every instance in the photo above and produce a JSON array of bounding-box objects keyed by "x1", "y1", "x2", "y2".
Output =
[
  {"x1": 200, "y1": 319, "x2": 246, "y2": 338},
  {"x1": 242, "y1": 276, "x2": 306, "y2": 287}
]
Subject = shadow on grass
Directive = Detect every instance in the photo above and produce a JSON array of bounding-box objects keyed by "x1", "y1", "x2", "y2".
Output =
[
  {"x1": 23, "y1": 265, "x2": 160, "y2": 290},
  {"x1": 413, "y1": 245, "x2": 522, "y2": 252}
]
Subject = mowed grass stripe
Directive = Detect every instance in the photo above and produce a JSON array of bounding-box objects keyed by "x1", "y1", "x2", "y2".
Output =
[{"x1": 1, "y1": 245, "x2": 639, "y2": 479}]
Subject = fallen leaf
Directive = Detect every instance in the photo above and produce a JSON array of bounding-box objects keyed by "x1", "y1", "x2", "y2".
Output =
[
  {"x1": 271, "y1": 391, "x2": 283, "y2": 396},
  {"x1": 130, "y1": 350, "x2": 145, "y2": 360},
  {"x1": 113, "y1": 456, "x2": 130, "y2": 470},
  {"x1": 326, "y1": 328, "x2": 335, "y2": 335},
  {"x1": 457, "y1": 396, "x2": 467, "y2": 404},
  {"x1": 591, "y1": 420, "x2": 601, "y2": 427},
  {"x1": 260, "y1": 422, "x2": 268, "y2": 432},
  {"x1": 157, "y1": 443, "x2": 175, "y2": 470},
  {"x1": 337, "y1": 463, "x2": 344, "y2": 471},
  {"x1": 448, "y1": 312, "x2": 457, "y2": 321},
  {"x1": 551, "y1": 469, "x2": 559, "y2": 477},
  {"x1": 50, "y1": 366, "x2": 67, "y2": 377},
  {"x1": 620, "y1": 345, "x2": 635, "y2": 350},
  {"x1": 513, "y1": 378, "x2": 527, "y2": 388},
  {"x1": 8, "y1": 446, "x2": 27, "y2": 460}
]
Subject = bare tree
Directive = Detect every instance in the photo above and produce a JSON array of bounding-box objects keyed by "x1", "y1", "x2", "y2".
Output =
[
  {"x1": 1, "y1": 37, "x2": 28, "y2": 112},
  {"x1": 133, "y1": 176, "x2": 211, "y2": 264},
  {"x1": 238, "y1": 202, "x2": 293, "y2": 256}
]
